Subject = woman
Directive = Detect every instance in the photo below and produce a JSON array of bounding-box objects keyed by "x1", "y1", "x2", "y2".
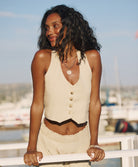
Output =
[{"x1": 24, "y1": 5, "x2": 105, "y2": 167}]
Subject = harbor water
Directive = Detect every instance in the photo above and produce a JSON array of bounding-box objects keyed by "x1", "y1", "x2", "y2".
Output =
[{"x1": 0, "y1": 128, "x2": 121, "y2": 167}]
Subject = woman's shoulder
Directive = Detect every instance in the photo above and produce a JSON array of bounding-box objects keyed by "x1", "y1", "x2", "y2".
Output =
[
  {"x1": 32, "y1": 49, "x2": 52, "y2": 71},
  {"x1": 85, "y1": 50, "x2": 101, "y2": 70},
  {"x1": 32, "y1": 49, "x2": 52, "y2": 65},
  {"x1": 34, "y1": 49, "x2": 52, "y2": 60},
  {"x1": 85, "y1": 50, "x2": 100, "y2": 59}
]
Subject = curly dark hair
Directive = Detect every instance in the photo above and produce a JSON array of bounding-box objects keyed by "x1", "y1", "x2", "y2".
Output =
[{"x1": 38, "y1": 5, "x2": 101, "y2": 62}]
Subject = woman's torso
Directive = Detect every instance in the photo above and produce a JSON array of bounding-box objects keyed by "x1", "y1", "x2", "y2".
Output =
[{"x1": 43, "y1": 50, "x2": 92, "y2": 135}]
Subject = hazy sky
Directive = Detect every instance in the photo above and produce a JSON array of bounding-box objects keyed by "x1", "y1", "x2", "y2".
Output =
[{"x1": 0, "y1": 0, "x2": 138, "y2": 86}]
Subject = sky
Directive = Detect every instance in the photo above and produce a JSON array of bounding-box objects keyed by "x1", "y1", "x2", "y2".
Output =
[{"x1": 0, "y1": 0, "x2": 138, "y2": 87}]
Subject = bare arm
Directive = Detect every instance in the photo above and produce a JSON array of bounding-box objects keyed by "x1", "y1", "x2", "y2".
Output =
[
  {"x1": 88, "y1": 50, "x2": 102, "y2": 145},
  {"x1": 27, "y1": 52, "x2": 45, "y2": 151},
  {"x1": 24, "y1": 49, "x2": 51, "y2": 166},
  {"x1": 86, "y1": 50, "x2": 105, "y2": 161}
]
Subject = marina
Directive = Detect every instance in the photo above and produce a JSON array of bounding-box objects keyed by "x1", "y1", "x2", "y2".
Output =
[{"x1": 0, "y1": 85, "x2": 138, "y2": 166}]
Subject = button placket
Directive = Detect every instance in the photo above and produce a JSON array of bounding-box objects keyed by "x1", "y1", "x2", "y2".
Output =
[{"x1": 68, "y1": 90, "x2": 74, "y2": 115}]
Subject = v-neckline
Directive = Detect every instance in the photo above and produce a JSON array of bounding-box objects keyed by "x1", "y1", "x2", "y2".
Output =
[{"x1": 59, "y1": 51, "x2": 81, "y2": 87}]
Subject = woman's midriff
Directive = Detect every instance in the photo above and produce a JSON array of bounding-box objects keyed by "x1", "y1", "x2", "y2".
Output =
[{"x1": 44, "y1": 118, "x2": 87, "y2": 135}]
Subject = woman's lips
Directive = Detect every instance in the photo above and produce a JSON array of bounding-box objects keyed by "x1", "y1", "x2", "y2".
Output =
[{"x1": 48, "y1": 36, "x2": 57, "y2": 42}]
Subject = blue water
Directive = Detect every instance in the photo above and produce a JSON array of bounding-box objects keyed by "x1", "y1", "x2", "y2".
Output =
[
  {"x1": 92, "y1": 158, "x2": 121, "y2": 167},
  {"x1": 0, "y1": 129, "x2": 28, "y2": 142},
  {"x1": 0, "y1": 129, "x2": 121, "y2": 167}
]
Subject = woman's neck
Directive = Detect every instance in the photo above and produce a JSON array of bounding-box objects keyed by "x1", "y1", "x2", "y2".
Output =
[{"x1": 64, "y1": 45, "x2": 77, "y2": 62}]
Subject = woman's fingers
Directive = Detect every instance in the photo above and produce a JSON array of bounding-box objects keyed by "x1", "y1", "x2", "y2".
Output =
[
  {"x1": 87, "y1": 147, "x2": 105, "y2": 162},
  {"x1": 32, "y1": 153, "x2": 39, "y2": 166},
  {"x1": 95, "y1": 149, "x2": 105, "y2": 161},
  {"x1": 24, "y1": 151, "x2": 43, "y2": 166},
  {"x1": 37, "y1": 151, "x2": 43, "y2": 161}
]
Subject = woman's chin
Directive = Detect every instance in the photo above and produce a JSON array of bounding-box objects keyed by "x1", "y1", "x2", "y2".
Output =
[{"x1": 50, "y1": 42, "x2": 56, "y2": 47}]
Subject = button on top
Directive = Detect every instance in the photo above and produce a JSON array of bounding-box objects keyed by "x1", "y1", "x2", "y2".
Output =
[
  {"x1": 69, "y1": 98, "x2": 73, "y2": 101},
  {"x1": 70, "y1": 91, "x2": 74, "y2": 95}
]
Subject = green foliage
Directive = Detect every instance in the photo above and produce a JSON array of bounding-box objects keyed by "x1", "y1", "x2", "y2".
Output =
[{"x1": 0, "y1": 83, "x2": 32, "y2": 103}]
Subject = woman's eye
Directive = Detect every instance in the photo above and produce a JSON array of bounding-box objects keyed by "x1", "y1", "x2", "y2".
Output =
[
  {"x1": 45, "y1": 26, "x2": 49, "y2": 31},
  {"x1": 45, "y1": 28, "x2": 48, "y2": 31},
  {"x1": 54, "y1": 24, "x2": 59, "y2": 28}
]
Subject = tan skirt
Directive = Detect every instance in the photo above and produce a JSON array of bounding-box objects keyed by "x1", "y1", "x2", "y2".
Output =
[{"x1": 37, "y1": 122, "x2": 91, "y2": 167}]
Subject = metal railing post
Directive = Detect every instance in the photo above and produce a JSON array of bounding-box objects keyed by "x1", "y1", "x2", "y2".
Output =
[
  {"x1": 134, "y1": 135, "x2": 138, "y2": 167},
  {"x1": 121, "y1": 136, "x2": 135, "y2": 167}
]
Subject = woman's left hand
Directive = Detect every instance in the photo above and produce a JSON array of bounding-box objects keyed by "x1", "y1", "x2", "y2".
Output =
[{"x1": 87, "y1": 146, "x2": 105, "y2": 162}]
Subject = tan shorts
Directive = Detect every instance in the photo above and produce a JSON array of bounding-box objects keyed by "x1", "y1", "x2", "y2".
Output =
[{"x1": 37, "y1": 122, "x2": 91, "y2": 167}]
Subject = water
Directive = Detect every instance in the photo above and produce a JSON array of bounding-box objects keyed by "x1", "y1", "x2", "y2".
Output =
[
  {"x1": 0, "y1": 129, "x2": 121, "y2": 167},
  {"x1": 92, "y1": 158, "x2": 121, "y2": 167},
  {"x1": 0, "y1": 129, "x2": 28, "y2": 143}
]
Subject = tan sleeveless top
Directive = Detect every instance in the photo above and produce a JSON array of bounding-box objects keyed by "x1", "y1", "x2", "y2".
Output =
[{"x1": 44, "y1": 50, "x2": 92, "y2": 124}]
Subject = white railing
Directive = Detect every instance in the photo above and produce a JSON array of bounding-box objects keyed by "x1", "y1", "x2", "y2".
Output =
[
  {"x1": 0, "y1": 150, "x2": 138, "y2": 166},
  {"x1": 99, "y1": 135, "x2": 138, "y2": 167},
  {"x1": 0, "y1": 135, "x2": 138, "y2": 167}
]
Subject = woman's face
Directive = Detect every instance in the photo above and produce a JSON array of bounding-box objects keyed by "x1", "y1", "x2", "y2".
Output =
[{"x1": 45, "y1": 13, "x2": 62, "y2": 47}]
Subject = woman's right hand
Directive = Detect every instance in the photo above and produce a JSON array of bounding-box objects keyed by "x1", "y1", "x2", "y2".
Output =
[{"x1": 24, "y1": 150, "x2": 43, "y2": 166}]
